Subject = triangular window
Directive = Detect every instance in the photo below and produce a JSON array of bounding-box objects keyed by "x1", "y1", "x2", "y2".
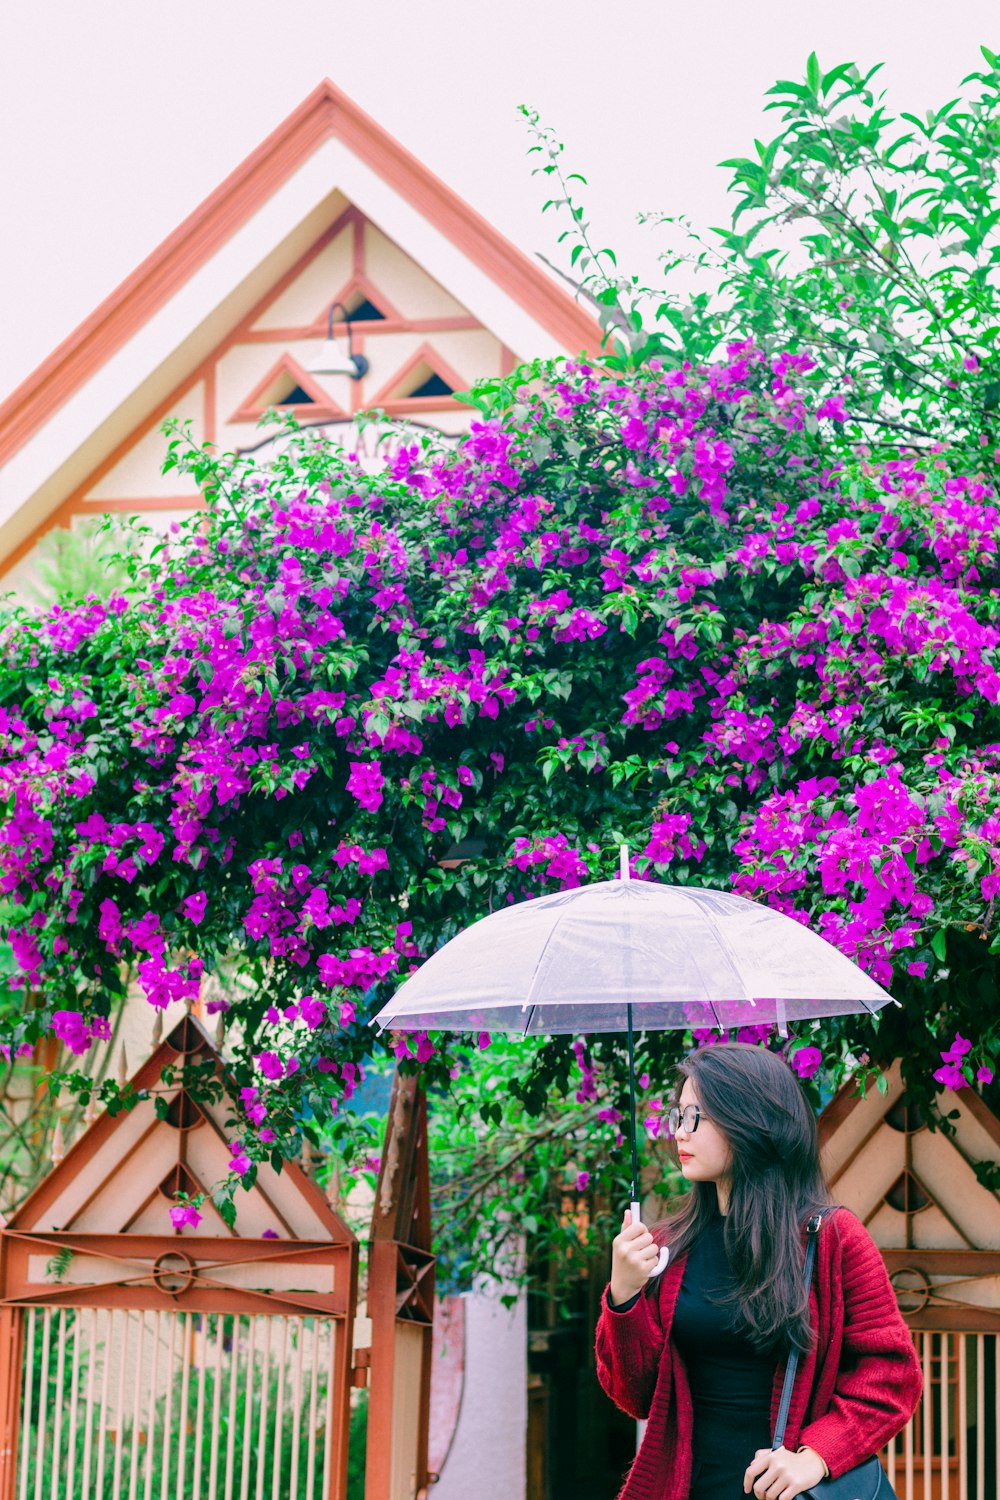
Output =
[
  {"x1": 344, "y1": 297, "x2": 385, "y2": 322},
  {"x1": 408, "y1": 371, "x2": 454, "y2": 398},
  {"x1": 330, "y1": 286, "x2": 391, "y2": 324},
  {"x1": 371, "y1": 345, "x2": 465, "y2": 409},
  {"x1": 261, "y1": 370, "x2": 316, "y2": 407},
  {"x1": 385, "y1": 355, "x2": 460, "y2": 401},
  {"x1": 228, "y1": 355, "x2": 347, "y2": 425}
]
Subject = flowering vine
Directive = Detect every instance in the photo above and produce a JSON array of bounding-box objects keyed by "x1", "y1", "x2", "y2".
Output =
[{"x1": 1, "y1": 338, "x2": 997, "y2": 1177}]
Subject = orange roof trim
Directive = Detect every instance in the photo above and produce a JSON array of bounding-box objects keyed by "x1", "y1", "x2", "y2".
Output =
[{"x1": 0, "y1": 80, "x2": 604, "y2": 466}]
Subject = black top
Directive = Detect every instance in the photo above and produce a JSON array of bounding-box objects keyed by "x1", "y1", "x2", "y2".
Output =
[{"x1": 608, "y1": 1209, "x2": 777, "y2": 1418}]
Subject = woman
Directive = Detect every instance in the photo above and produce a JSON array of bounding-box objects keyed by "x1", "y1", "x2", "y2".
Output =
[{"x1": 595, "y1": 1042, "x2": 921, "y2": 1500}]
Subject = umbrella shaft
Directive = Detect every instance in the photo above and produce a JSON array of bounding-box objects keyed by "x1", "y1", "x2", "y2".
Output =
[{"x1": 627, "y1": 1002, "x2": 639, "y2": 1205}]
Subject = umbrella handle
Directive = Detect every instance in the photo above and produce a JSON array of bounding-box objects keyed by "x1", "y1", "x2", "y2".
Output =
[{"x1": 630, "y1": 1201, "x2": 671, "y2": 1278}]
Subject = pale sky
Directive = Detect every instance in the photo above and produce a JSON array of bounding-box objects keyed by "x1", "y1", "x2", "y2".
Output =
[{"x1": 1, "y1": 0, "x2": 997, "y2": 401}]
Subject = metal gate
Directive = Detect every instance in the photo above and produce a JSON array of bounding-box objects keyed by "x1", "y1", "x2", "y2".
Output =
[
  {"x1": 883, "y1": 1332, "x2": 999, "y2": 1500},
  {"x1": 14, "y1": 1307, "x2": 340, "y2": 1500},
  {"x1": 0, "y1": 1018, "x2": 358, "y2": 1500}
]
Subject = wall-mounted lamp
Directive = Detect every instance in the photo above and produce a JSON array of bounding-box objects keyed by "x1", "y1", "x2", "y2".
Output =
[{"x1": 307, "y1": 301, "x2": 369, "y2": 380}]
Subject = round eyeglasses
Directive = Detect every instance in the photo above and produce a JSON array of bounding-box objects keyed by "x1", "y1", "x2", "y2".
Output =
[{"x1": 666, "y1": 1104, "x2": 701, "y2": 1138}]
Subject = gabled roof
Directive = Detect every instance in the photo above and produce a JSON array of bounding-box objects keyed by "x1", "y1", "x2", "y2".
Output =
[
  {"x1": 819, "y1": 1060, "x2": 1000, "y2": 1329},
  {"x1": 0, "y1": 80, "x2": 602, "y2": 471},
  {"x1": 6, "y1": 1015, "x2": 351, "y2": 1248}
]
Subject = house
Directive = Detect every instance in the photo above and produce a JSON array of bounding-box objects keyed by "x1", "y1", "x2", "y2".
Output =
[{"x1": 0, "y1": 80, "x2": 602, "y2": 592}]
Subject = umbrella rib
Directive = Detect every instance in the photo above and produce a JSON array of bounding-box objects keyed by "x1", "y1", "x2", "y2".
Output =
[
  {"x1": 669, "y1": 886, "x2": 753, "y2": 1005},
  {"x1": 521, "y1": 913, "x2": 567, "y2": 1011},
  {"x1": 521, "y1": 1005, "x2": 536, "y2": 1039}
]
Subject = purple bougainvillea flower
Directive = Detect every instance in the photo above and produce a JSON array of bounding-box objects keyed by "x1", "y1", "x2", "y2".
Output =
[
  {"x1": 941, "y1": 1033, "x2": 972, "y2": 1063},
  {"x1": 346, "y1": 760, "x2": 385, "y2": 813},
  {"x1": 182, "y1": 891, "x2": 208, "y2": 925},
  {"x1": 790, "y1": 1045, "x2": 823, "y2": 1081},
  {"x1": 169, "y1": 1204, "x2": 202, "y2": 1232},
  {"x1": 228, "y1": 1142, "x2": 252, "y2": 1176},
  {"x1": 934, "y1": 1061, "x2": 969, "y2": 1091}
]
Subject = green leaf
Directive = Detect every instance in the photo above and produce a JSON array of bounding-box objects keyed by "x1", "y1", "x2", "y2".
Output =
[
  {"x1": 931, "y1": 930, "x2": 948, "y2": 962},
  {"x1": 805, "y1": 52, "x2": 822, "y2": 95}
]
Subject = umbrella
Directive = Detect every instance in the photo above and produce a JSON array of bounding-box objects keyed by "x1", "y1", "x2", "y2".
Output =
[{"x1": 372, "y1": 848, "x2": 896, "y2": 1274}]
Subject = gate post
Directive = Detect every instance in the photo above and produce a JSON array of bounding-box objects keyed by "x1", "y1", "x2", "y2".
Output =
[
  {"x1": 366, "y1": 1070, "x2": 435, "y2": 1500},
  {"x1": 0, "y1": 1304, "x2": 22, "y2": 1500}
]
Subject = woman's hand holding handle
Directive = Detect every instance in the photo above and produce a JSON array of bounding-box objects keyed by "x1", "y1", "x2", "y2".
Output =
[
  {"x1": 630, "y1": 1200, "x2": 671, "y2": 1279},
  {"x1": 743, "y1": 1445, "x2": 827, "y2": 1499},
  {"x1": 610, "y1": 1208, "x2": 664, "y2": 1305}
]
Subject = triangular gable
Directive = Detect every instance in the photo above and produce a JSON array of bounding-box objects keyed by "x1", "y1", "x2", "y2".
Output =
[
  {"x1": 249, "y1": 206, "x2": 361, "y2": 333},
  {"x1": 819, "y1": 1061, "x2": 1000, "y2": 1328},
  {"x1": 0, "y1": 1016, "x2": 356, "y2": 1326},
  {"x1": 8, "y1": 1015, "x2": 351, "y2": 1247},
  {"x1": 228, "y1": 353, "x2": 350, "y2": 424},
  {"x1": 3, "y1": 210, "x2": 505, "y2": 580},
  {"x1": 0, "y1": 81, "x2": 603, "y2": 578}
]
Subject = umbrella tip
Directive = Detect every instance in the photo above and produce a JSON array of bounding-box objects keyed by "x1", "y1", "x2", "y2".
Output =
[{"x1": 620, "y1": 844, "x2": 630, "y2": 882}]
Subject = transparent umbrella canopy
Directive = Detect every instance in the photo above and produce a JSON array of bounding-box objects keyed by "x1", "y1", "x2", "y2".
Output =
[{"x1": 372, "y1": 849, "x2": 896, "y2": 1273}]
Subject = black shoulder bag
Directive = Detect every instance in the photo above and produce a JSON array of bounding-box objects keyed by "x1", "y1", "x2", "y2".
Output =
[{"x1": 770, "y1": 1212, "x2": 898, "y2": 1500}]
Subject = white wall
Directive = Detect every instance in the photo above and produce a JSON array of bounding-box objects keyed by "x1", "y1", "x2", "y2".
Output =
[{"x1": 432, "y1": 1281, "x2": 526, "y2": 1500}]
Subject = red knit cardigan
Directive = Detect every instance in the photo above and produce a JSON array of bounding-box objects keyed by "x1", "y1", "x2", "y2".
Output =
[{"x1": 595, "y1": 1208, "x2": 922, "y2": 1500}]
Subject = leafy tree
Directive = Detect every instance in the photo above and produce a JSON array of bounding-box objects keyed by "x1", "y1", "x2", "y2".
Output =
[
  {"x1": 526, "y1": 44, "x2": 1000, "y2": 466},
  {"x1": 15, "y1": 517, "x2": 142, "y2": 609},
  {"x1": 346, "y1": 1037, "x2": 685, "y2": 1302}
]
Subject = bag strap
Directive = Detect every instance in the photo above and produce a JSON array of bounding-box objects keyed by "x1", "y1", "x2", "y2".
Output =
[{"x1": 771, "y1": 1211, "x2": 826, "y2": 1452}]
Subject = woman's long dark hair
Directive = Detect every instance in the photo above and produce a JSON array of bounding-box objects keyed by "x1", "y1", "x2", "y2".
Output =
[{"x1": 658, "y1": 1042, "x2": 832, "y2": 1354}]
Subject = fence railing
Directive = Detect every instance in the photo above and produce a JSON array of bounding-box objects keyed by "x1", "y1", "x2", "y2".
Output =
[
  {"x1": 16, "y1": 1306, "x2": 339, "y2": 1500},
  {"x1": 883, "y1": 1332, "x2": 999, "y2": 1500}
]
